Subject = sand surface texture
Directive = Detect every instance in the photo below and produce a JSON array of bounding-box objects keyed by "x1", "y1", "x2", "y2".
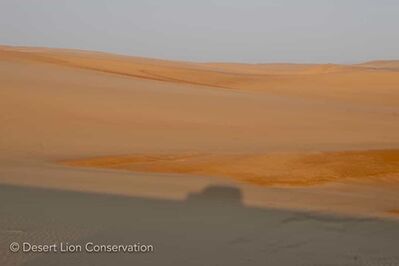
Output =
[{"x1": 1, "y1": 45, "x2": 399, "y2": 265}]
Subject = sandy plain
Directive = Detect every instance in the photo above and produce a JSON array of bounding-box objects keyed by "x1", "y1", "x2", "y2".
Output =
[{"x1": 1, "y1": 45, "x2": 399, "y2": 265}]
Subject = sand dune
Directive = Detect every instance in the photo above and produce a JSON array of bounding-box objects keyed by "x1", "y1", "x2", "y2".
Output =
[
  {"x1": 2, "y1": 45, "x2": 399, "y2": 106},
  {"x1": 359, "y1": 60, "x2": 399, "y2": 70},
  {"x1": 0, "y1": 45, "x2": 398, "y2": 209},
  {"x1": 1, "y1": 45, "x2": 399, "y2": 194},
  {"x1": 1, "y1": 45, "x2": 399, "y2": 265}
]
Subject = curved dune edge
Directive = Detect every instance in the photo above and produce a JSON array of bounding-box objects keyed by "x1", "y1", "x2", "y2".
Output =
[
  {"x1": 2, "y1": 45, "x2": 399, "y2": 107},
  {"x1": 61, "y1": 149, "x2": 399, "y2": 187}
]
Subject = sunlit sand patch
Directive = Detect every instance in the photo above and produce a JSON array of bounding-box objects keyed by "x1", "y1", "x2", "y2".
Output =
[
  {"x1": 62, "y1": 149, "x2": 399, "y2": 187},
  {"x1": 387, "y1": 210, "x2": 399, "y2": 218}
]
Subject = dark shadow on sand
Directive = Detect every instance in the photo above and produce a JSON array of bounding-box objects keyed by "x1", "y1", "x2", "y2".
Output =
[{"x1": 1, "y1": 184, "x2": 399, "y2": 266}]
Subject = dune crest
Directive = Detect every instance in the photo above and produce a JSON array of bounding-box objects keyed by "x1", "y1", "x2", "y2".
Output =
[{"x1": 1, "y1": 45, "x2": 399, "y2": 106}]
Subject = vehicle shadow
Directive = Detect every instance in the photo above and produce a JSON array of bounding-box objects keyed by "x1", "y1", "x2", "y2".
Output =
[{"x1": 1, "y1": 184, "x2": 398, "y2": 266}]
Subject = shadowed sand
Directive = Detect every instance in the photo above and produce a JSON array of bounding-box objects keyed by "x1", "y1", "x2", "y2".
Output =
[
  {"x1": 1, "y1": 45, "x2": 399, "y2": 265},
  {"x1": 2, "y1": 184, "x2": 399, "y2": 266}
]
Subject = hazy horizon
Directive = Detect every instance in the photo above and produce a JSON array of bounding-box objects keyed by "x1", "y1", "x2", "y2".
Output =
[{"x1": 1, "y1": 0, "x2": 398, "y2": 64}]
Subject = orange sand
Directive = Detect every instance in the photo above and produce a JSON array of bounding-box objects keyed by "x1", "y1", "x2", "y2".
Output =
[
  {"x1": 1, "y1": 45, "x2": 399, "y2": 218},
  {"x1": 63, "y1": 149, "x2": 399, "y2": 187}
]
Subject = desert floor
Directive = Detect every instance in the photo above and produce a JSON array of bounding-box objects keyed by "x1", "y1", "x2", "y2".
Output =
[{"x1": 1, "y1": 45, "x2": 399, "y2": 265}]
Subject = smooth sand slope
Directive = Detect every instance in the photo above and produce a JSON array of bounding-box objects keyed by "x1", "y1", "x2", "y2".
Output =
[
  {"x1": 1, "y1": 45, "x2": 399, "y2": 265},
  {"x1": 1, "y1": 44, "x2": 399, "y2": 212}
]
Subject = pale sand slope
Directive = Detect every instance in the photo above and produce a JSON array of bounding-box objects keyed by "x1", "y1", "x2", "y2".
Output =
[{"x1": 1, "y1": 45, "x2": 399, "y2": 265}]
